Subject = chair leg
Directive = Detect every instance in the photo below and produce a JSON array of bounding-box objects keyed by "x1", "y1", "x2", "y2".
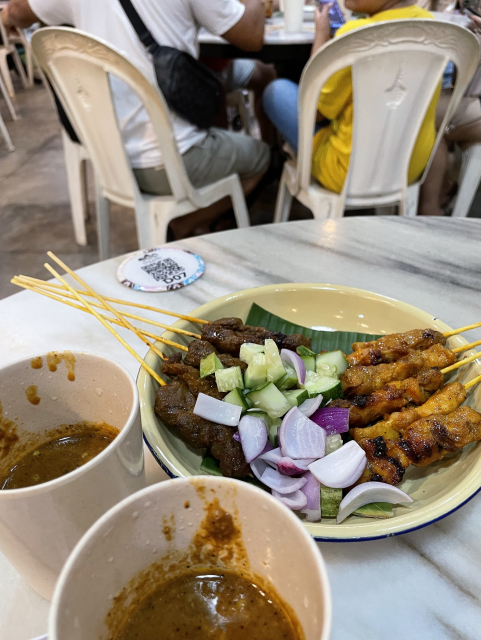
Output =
[
  {"x1": 23, "y1": 42, "x2": 34, "y2": 86},
  {"x1": 451, "y1": 145, "x2": 481, "y2": 218},
  {"x1": 0, "y1": 52, "x2": 15, "y2": 98},
  {"x1": 230, "y1": 178, "x2": 250, "y2": 228},
  {"x1": 0, "y1": 112, "x2": 14, "y2": 152},
  {"x1": 274, "y1": 166, "x2": 293, "y2": 223},
  {"x1": 0, "y1": 72, "x2": 17, "y2": 120},
  {"x1": 11, "y1": 48, "x2": 28, "y2": 89},
  {"x1": 399, "y1": 184, "x2": 420, "y2": 217},
  {"x1": 95, "y1": 186, "x2": 110, "y2": 260},
  {"x1": 61, "y1": 132, "x2": 88, "y2": 246}
]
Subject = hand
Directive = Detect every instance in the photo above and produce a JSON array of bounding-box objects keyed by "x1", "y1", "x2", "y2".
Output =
[
  {"x1": 1, "y1": 7, "x2": 19, "y2": 37},
  {"x1": 312, "y1": 4, "x2": 332, "y2": 54},
  {"x1": 469, "y1": 13, "x2": 481, "y2": 32}
]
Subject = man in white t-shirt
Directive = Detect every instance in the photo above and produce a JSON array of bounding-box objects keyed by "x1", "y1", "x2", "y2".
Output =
[{"x1": 2, "y1": 0, "x2": 270, "y2": 236}]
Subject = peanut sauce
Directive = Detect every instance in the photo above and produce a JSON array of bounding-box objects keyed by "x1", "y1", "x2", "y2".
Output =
[
  {"x1": 46, "y1": 351, "x2": 76, "y2": 381},
  {"x1": 30, "y1": 357, "x2": 43, "y2": 370},
  {"x1": 25, "y1": 385, "x2": 40, "y2": 405}
]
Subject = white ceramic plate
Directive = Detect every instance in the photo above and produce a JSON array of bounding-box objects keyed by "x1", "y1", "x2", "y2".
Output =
[{"x1": 138, "y1": 284, "x2": 481, "y2": 541}]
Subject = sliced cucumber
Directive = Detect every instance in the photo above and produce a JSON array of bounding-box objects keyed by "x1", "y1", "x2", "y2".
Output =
[
  {"x1": 283, "y1": 388, "x2": 309, "y2": 409},
  {"x1": 316, "y1": 350, "x2": 348, "y2": 377},
  {"x1": 275, "y1": 364, "x2": 298, "y2": 391},
  {"x1": 200, "y1": 352, "x2": 223, "y2": 379},
  {"x1": 239, "y1": 343, "x2": 265, "y2": 365},
  {"x1": 264, "y1": 339, "x2": 286, "y2": 383},
  {"x1": 223, "y1": 387, "x2": 250, "y2": 413},
  {"x1": 301, "y1": 355, "x2": 316, "y2": 373},
  {"x1": 296, "y1": 345, "x2": 316, "y2": 358},
  {"x1": 321, "y1": 487, "x2": 343, "y2": 518},
  {"x1": 244, "y1": 353, "x2": 267, "y2": 389},
  {"x1": 325, "y1": 434, "x2": 343, "y2": 455},
  {"x1": 247, "y1": 382, "x2": 291, "y2": 419},
  {"x1": 215, "y1": 366, "x2": 244, "y2": 392},
  {"x1": 268, "y1": 420, "x2": 281, "y2": 447},
  {"x1": 301, "y1": 372, "x2": 343, "y2": 400}
]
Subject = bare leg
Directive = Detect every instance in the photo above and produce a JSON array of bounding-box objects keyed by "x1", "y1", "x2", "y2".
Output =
[
  {"x1": 168, "y1": 171, "x2": 265, "y2": 239},
  {"x1": 418, "y1": 138, "x2": 449, "y2": 216},
  {"x1": 246, "y1": 61, "x2": 277, "y2": 145}
]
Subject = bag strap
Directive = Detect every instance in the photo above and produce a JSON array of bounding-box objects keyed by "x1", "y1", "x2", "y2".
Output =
[{"x1": 118, "y1": 0, "x2": 158, "y2": 52}]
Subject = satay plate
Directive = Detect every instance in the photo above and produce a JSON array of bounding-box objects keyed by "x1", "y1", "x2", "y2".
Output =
[{"x1": 137, "y1": 283, "x2": 481, "y2": 541}]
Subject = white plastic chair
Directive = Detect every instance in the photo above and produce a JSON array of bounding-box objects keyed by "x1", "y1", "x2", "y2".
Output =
[
  {"x1": 0, "y1": 12, "x2": 29, "y2": 98},
  {"x1": 9, "y1": 27, "x2": 35, "y2": 86},
  {"x1": 274, "y1": 19, "x2": 480, "y2": 222},
  {"x1": 32, "y1": 27, "x2": 250, "y2": 259},
  {"x1": 0, "y1": 71, "x2": 16, "y2": 151},
  {"x1": 451, "y1": 143, "x2": 481, "y2": 217}
]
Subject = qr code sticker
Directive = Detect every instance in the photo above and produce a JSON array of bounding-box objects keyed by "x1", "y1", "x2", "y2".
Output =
[{"x1": 140, "y1": 257, "x2": 186, "y2": 284}]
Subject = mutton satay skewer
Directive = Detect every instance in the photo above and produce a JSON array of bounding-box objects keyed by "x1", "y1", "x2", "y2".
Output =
[{"x1": 348, "y1": 322, "x2": 481, "y2": 367}]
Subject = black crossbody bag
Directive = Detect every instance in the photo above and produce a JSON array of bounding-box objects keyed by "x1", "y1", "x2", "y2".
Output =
[{"x1": 118, "y1": 0, "x2": 223, "y2": 130}]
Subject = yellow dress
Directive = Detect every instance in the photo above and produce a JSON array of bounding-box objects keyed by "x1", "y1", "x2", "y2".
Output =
[{"x1": 311, "y1": 6, "x2": 440, "y2": 194}]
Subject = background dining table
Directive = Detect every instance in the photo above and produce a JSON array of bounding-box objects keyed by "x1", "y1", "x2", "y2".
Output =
[{"x1": 2, "y1": 216, "x2": 481, "y2": 640}]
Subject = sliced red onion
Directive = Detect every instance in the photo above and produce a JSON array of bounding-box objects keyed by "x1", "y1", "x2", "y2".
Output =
[
  {"x1": 298, "y1": 394, "x2": 323, "y2": 417},
  {"x1": 250, "y1": 456, "x2": 270, "y2": 482},
  {"x1": 308, "y1": 441, "x2": 366, "y2": 488},
  {"x1": 233, "y1": 431, "x2": 241, "y2": 442},
  {"x1": 310, "y1": 407, "x2": 349, "y2": 435},
  {"x1": 261, "y1": 466, "x2": 308, "y2": 494},
  {"x1": 194, "y1": 393, "x2": 242, "y2": 427},
  {"x1": 238, "y1": 415, "x2": 267, "y2": 463},
  {"x1": 278, "y1": 457, "x2": 316, "y2": 476},
  {"x1": 279, "y1": 407, "x2": 326, "y2": 460},
  {"x1": 280, "y1": 349, "x2": 306, "y2": 385},
  {"x1": 272, "y1": 489, "x2": 308, "y2": 510},
  {"x1": 300, "y1": 472, "x2": 321, "y2": 522},
  {"x1": 337, "y1": 481, "x2": 413, "y2": 524},
  {"x1": 259, "y1": 446, "x2": 282, "y2": 468}
]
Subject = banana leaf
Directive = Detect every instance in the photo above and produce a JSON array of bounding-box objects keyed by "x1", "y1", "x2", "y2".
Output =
[{"x1": 246, "y1": 302, "x2": 382, "y2": 353}]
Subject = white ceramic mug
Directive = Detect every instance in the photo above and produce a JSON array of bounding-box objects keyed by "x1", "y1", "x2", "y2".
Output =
[
  {"x1": 284, "y1": 0, "x2": 305, "y2": 32},
  {"x1": 50, "y1": 477, "x2": 332, "y2": 640},
  {"x1": 0, "y1": 351, "x2": 145, "y2": 600}
]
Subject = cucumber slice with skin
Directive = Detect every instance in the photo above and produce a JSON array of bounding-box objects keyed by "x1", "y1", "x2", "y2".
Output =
[
  {"x1": 316, "y1": 350, "x2": 349, "y2": 377},
  {"x1": 200, "y1": 352, "x2": 224, "y2": 379},
  {"x1": 215, "y1": 366, "x2": 244, "y2": 392},
  {"x1": 301, "y1": 355, "x2": 316, "y2": 373},
  {"x1": 321, "y1": 487, "x2": 343, "y2": 517},
  {"x1": 244, "y1": 353, "x2": 267, "y2": 389},
  {"x1": 275, "y1": 364, "x2": 298, "y2": 390},
  {"x1": 297, "y1": 345, "x2": 316, "y2": 358},
  {"x1": 301, "y1": 372, "x2": 343, "y2": 400},
  {"x1": 247, "y1": 382, "x2": 291, "y2": 419},
  {"x1": 239, "y1": 343, "x2": 265, "y2": 365},
  {"x1": 268, "y1": 421, "x2": 280, "y2": 447},
  {"x1": 223, "y1": 387, "x2": 250, "y2": 413},
  {"x1": 283, "y1": 389, "x2": 309, "y2": 409},
  {"x1": 264, "y1": 339, "x2": 286, "y2": 383}
]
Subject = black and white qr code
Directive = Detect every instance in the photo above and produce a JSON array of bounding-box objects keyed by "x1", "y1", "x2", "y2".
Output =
[{"x1": 140, "y1": 257, "x2": 186, "y2": 284}]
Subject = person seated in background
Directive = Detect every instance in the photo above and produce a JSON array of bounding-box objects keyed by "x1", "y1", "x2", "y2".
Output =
[
  {"x1": 262, "y1": 0, "x2": 440, "y2": 203},
  {"x1": 2, "y1": 0, "x2": 271, "y2": 238}
]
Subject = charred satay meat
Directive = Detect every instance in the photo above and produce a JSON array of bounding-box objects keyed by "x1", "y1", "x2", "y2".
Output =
[
  {"x1": 183, "y1": 340, "x2": 247, "y2": 371},
  {"x1": 341, "y1": 343, "x2": 456, "y2": 397},
  {"x1": 358, "y1": 405, "x2": 481, "y2": 485},
  {"x1": 347, "y1": 328, "x2": 446, "y2": 367},
  {"x1": 201, "y1": 317, "x2": 311, "y2": 356},
  {"x1": 351, "y1": 381, "x2": 466, "y2": 443},
  {"x1": 333, "y1": 368, "x2": 444, "y2": 428}
]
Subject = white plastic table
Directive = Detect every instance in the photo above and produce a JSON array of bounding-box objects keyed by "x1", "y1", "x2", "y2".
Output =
[{"x1": 2, "y1": 217, "x2": 481, "y2": 640}]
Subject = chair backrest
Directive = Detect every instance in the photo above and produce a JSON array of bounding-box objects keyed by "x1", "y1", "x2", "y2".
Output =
[
  {"x1": 297, "y1": 19, "x2": 480, "y2": 204},
  {"x1": 31, "y1": 27, "x2": 196, "y2": 206}
]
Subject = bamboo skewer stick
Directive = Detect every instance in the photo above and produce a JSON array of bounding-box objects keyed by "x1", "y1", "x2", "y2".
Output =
[
  {"x1": 15, "y1": 274, "x2": 209, "y2": 325},
  {"x1": 444, "y1": 321, "x2": 481, "y2": 338},
  {"x1": 13, "y1": 277, "x2": 196, "y2": 345},
  {"x1": 43, "y1": 264, "x2": 166, "y2": 387},
  {"x1": 465, "y1": 373, "x2": 481, "y2": 390},
  {"x1": 46, "y1": 252, "x2": 173, "y2": 364},
  {"x1": 452, "y1": 340, "x2": 481, "y2": 354},
  {"x1": 10, "y1": 278, "x2": 182, "y2": 355},
  {"x1": 441, "y1": 351, "x2": 481, "y2": 374}
]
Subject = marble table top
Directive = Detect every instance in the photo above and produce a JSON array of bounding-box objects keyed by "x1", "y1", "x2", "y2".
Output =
[{"x1": 2, "y1": 217, "x2": 481, "y2": 640}]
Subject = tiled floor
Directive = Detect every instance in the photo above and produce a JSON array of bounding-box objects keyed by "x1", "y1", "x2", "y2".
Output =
[{"x1": 1, "y1": 80, "x2": 480, "y2": 302}]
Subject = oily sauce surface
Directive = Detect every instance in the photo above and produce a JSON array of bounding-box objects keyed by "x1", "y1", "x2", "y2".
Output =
[
  {"x1": 0, "y1": 422, "x2": 118, "y2": 489},
  {"x1": 115, "y1": 567, "x2": 300, "y2": 640}
]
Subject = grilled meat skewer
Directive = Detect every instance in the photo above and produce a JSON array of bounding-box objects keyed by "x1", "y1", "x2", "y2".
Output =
[
  {"x1": 201, "y1": 317, "x2": 311, "y2": 357},
  {"x1": 358, "y1": 406, "x2": 481, "y2": 486},
  {"x1": 350, "y1": 382, "x2": 466, "y2": 443},
  {"x1": 333, "y1": 368, "x2": 444, "y2": 428},
  {"x1": 341, "y1": 343, "x2": 456, "y2": 397},
  {"x1": 348, "y1": 328, "x2": 446, "y2": 367}
]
